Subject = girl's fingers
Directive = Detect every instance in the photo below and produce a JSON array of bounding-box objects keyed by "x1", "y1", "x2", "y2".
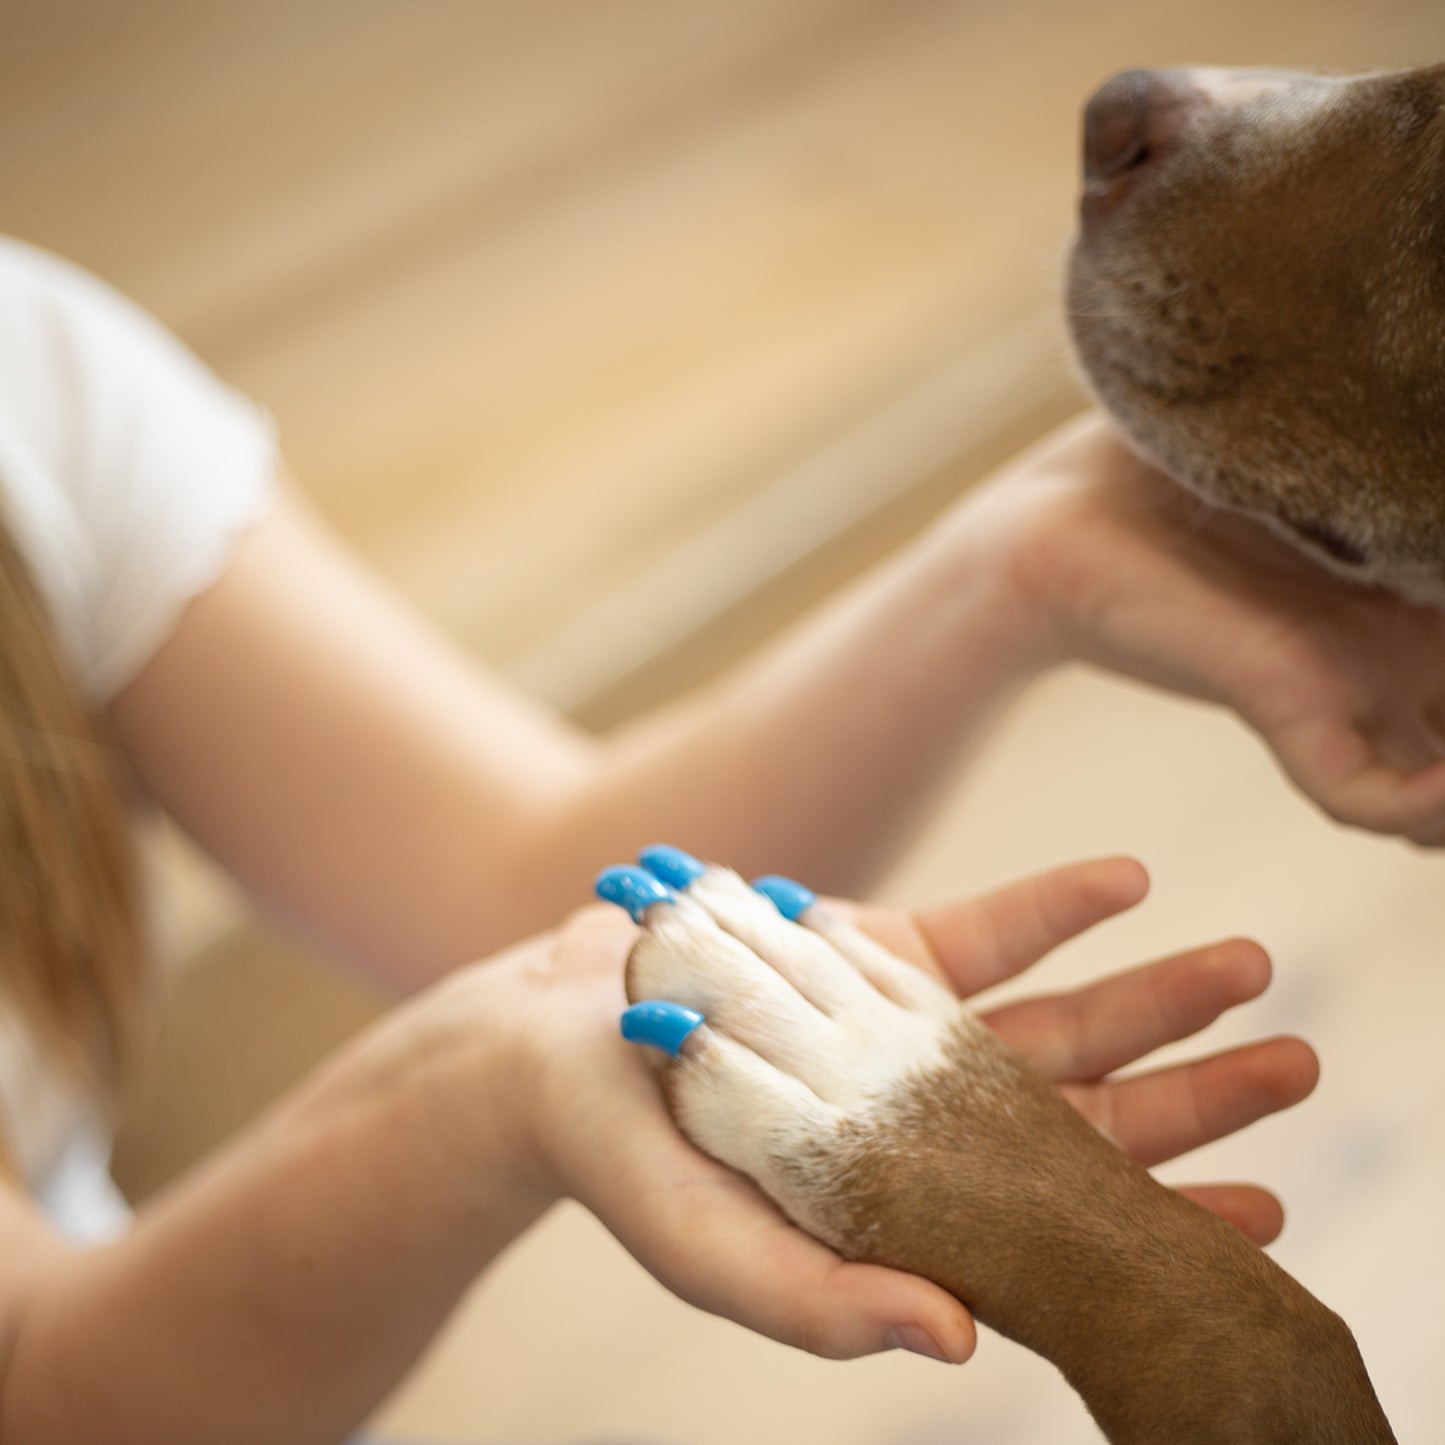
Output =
[
  {"x1": 1066, "y1": 1036, "x2": 1320, "y2": 1168},
  {"x1": 600, "y1": 1164, "x2": 976, "y2": 1364},
  {"x1": 985, "y1": 936, "x2": 1273, "y2": 1081},
  {"x1": 556, "y1": 1034, "x2": 975, "y2": 1366},
  {"x1": 1173, "y1": 1183, "x2": 1286, "y2": 1246},
  {"x1": 1263, "y1": 712, "x2": 1445, "y2": 838},
  {"x1": 903, "y1": 856, "x2": 1151, "y2": 998},
  {"x1": 1329, "y1": 754, "x2": 1445, "y2": 839}
]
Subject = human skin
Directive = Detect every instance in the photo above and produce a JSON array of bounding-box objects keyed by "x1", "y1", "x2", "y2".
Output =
[
  {"x1": 0, "y1": 859, "x2": 1317, "y2": 1443},
  {"x1": 105, "y1": 413, "x2": 1445, "y2": 999},
  {"x1": 2, "y1": 413, "x2": 1374, "y2": 1438}
]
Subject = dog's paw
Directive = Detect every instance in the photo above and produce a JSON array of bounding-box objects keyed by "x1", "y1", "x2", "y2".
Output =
[{"x1": 617, "y1": 861, "x2": 1004, "y2": 1249}]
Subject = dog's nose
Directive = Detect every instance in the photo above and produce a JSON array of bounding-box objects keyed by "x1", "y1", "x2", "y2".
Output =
[
  {"x1": 1082, "y1": 67, "x2": 1304, "y2": 197},
  {"x1": 1082, "y1": 68, "x2": 1200, "y2": 188}
]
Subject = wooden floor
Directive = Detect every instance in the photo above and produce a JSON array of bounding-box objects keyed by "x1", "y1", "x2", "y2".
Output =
[{"x1": 4, "y1": 1, "x2": 1445, "y2": 1440}]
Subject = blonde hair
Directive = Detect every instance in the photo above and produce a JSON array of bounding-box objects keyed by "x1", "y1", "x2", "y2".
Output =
[{"x1": 0, "y1": 515, "x2": 147, "y2": 1116}]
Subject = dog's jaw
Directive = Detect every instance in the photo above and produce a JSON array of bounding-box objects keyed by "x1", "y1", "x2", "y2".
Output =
[{"x1": 1067, "y1": 63, "x2": 1445, "y2": 601}]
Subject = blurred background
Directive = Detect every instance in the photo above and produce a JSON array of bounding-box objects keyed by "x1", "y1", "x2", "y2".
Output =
[{"x1": 4, "y1": 1, "x2": 1444, "y2": 1440}]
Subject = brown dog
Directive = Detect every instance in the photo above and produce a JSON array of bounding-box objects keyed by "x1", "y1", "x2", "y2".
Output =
[
  {"x1": 625, "y1": 71, "x2": 1426, "y2": 1444},
  {"x1": 1069, "y1": 64, "x2": 1445, "y2": 600}
]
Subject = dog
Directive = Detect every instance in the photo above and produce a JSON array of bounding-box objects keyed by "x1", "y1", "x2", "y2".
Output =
[
  {"x1": 610, "y1": 66, "x2": 1426, "y2": 1442},
  {"x1": 1068, "y1": 63, "x2": 1445, "y2": 602},
  {"x1": 622, "y1": 861, "x2": 1394, "y2": 1444}
]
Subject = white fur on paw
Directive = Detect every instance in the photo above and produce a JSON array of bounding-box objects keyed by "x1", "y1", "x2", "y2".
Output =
[
  {"x1": 675, "y1": 1027, "x2": 840, "y2": 1179},
  {"x1": 630, "y1": 868, "x2": 983, "y2": 1228},
  {"x1": 629, "y1": 896, "x2": 839, "y2": 1081},
  {"x1": 803, "y1": 909, "x2": 960, "y2": 1019},
  {"x1": 681, "y1": 869, "x2": 882, "y2": 1018}
]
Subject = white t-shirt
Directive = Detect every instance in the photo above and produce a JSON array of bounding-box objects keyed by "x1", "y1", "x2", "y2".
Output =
[{"x1": 0, "y1": 236, "x2": 277, "y2": 1239}]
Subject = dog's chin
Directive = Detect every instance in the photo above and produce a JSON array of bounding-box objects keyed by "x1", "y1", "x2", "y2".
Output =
[
  {"x1": 1249, "y1": 509, "x2": 1392, "y2": 592},
  {"x1": 1163, "y1": 461, "x2": 1445, "y2": 610},
  {"x1": 1071, "y1": 376, "x2": 1445, "y2": 610},
  {"x1": 1303, "y1": 545, "x2": 1445, "y2": 611},
  {"x1": 1069, "y1": 331, "x2": 1445, "y2": 608}
]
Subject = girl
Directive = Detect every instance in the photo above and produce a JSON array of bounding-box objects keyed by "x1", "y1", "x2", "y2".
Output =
[{"x1": 0, "y1": 234, "x2": 1434, "y2": 1441}]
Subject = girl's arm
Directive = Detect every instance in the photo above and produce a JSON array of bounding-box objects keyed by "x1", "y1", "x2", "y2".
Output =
[
  {"x1": 0, "y1": 865, "x2": 1315, "y2": 1443},
  {"x1": 0, "y1": 913, "x2": 962, "y2": 1445},
  {"x1": 0, "y1": 938, "x2": 547, "y2": 1445},
  {"x1": 108, "y1": 416, "x2": 1445, "y2": 995},
  {"x1": 107, "y1": 478, "x2": 1037, "y2": 992}
]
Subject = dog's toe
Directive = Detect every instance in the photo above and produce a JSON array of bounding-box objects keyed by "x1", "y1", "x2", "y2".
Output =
[
  {"x1": 680, "y1": 866, "x2": 883, "y2": 1017},
  {"x1": 803, "y1": 909, "x2": 959, "y2": 1018},
  {"x1": 627, "y1": 897, "x2": 843, "y2": 1088},
  {"x1": 667, "y1": 1024, "x2": 840, "y2": 1192},
  {"x1": 627, "y1": 864, "x2": 961, "y2": 1113}
]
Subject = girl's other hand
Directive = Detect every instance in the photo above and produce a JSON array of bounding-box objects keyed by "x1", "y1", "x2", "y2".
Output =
[
  {"x1": 960, "y1": 414, "x2": 1445, "y2": 842},
  {"x1": 510, "y1": 856, "x2": 1315, "y2": 1362}
]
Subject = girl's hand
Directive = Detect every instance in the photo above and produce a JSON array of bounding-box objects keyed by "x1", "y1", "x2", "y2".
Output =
[
  {"x1": 510, "y1": 856, "x2": 1316, "y2": 1363},
  {"x1": 844, "y1": 858, "x2": 1316, "y2": 1244},
  {"x1": 968, "y1": 413, "x2": 1445, "y2": 841}
]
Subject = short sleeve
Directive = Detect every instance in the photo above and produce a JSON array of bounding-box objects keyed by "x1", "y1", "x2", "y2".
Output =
[{"x1": 0, "y1": 236, "x2": 278, "y2": 703}]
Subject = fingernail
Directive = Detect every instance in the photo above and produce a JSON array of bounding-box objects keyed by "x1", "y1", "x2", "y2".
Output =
[
  {"x1": 638, "y1": 844, "x2": 707, "y2": 890},
  {"x1": 595, "y1": 866, "x2": 677, "y2": 922},
  {"x1": 885, "y1": 1323, "x2": 952, "y2": 1363},
  {"x1": 751, "y1": 874, "x2": 816, "y2": 921},
  {"x1": 620, "y1": 1000, "x2": 705, "y2": 1056}
]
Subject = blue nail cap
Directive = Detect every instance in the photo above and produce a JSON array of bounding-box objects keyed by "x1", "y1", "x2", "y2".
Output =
[
  {"x1": 621, "y1": 1000, "x2": 705, "y2": 1056},
  {"x1": 637, "y1": 843, "x2": 707, "y2": 890},
  {"x1": 595, "y1": 865, "x2": 677, "y2": 922},
  {"x1": 751, "y1": 874, "x2": 816, "y2": 921}
]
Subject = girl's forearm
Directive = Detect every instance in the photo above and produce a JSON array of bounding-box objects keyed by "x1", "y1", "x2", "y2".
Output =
[
  {"x1": 0, "y1": 997, "x2": 548, "y2": 1445},
  {"x1": 510, "y1": 514, "x2": 1046, "y2": 914},
  {"x1": 112, "y1": 491, "x2": 1048, "y2": 993}
]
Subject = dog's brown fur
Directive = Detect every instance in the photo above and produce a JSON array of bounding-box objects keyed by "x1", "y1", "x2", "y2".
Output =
[
  {"x1": 791, "y1": 1022, "x2": 1393, "y2": 1444},
  {"x1": 1069, "y1": 64, "x2": 1445, "y2": 600}
]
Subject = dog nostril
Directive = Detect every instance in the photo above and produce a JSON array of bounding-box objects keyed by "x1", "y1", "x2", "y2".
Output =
[
  {"x1": 1084, "y1": 71, "x2": 1153, "y2": 183},
  {"x1": 1082, "y1": 67, "x2": 1196, "y2": 186}
]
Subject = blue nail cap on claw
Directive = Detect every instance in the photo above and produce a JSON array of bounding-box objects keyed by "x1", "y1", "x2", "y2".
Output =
[
  {"x1": 637, "y1": 844, "x2": 707, "y2": 890},
  {"x1": 621, "y1": 1000, "x2": 705, "y2": 1056},
  {"x1": 752, "y1": 874, "x2": 816, "y2": 921},
  {"x1": 595, "y1": 865, "x2": 677, "y2": 922}
]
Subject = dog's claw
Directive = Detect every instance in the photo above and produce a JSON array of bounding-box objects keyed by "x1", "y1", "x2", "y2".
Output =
[
  {"x1": 595, "y1": 865, "x2": 677, "y2": 921},
  {"x1": 751, "y1": 874, "x2": 816, "y2": 921},
  {"x1": 637, "y1": 844, "x2": 707, "y2": 890},
  {"x1": 620, "y1": 1000, "x2": 705, "y2": 1056}
]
